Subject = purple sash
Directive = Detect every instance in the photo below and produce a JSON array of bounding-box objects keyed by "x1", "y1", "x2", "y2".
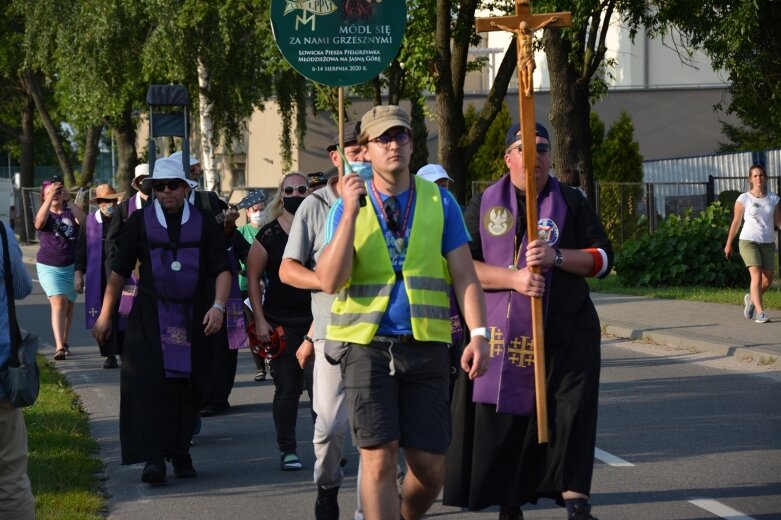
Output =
[
  {"x1": 84, "y1": 211, "x2": 103, "y2": 329},
  {"x1": 117, "y1": 194, "x2": 143, "y2": 327},
  {"x1": 473, "y1": 174, "x2": 567, "y2": 416},
  {"x1": 226, "y1": 250, "x2": 248, "y2": 349},
  {"x1": 144, "y1": 202, "x2": 202, "y2": 378}
]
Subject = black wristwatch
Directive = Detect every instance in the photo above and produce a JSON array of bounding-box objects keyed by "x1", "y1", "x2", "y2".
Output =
[
  {"x1": 303, "y1": 335, "x2": 314, "y2": 344},
  {"x1": 554, "y1": 248, "x2": 564, "y2": 267}
]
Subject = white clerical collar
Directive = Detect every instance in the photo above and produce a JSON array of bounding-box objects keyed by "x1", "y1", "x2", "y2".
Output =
[
  {"x1": 94, "y1": 210, "x2": 103, "y2": 224},
  {"x1": 134, "y1": 193, "x2": 143, "y2": 210},
  {"x1": 153, "y1": 199, "x2": 190, "y2": 228}
]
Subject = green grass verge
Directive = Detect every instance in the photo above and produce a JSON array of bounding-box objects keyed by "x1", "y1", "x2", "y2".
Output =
[
  {"x1": 588, "y1": 273, "x2": 781, "y2": 310},
  {"x1": 23, "y1": 356, "x2": 105, "y2": 520}
]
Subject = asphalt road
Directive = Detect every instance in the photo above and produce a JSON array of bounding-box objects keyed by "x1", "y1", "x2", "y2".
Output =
[{"x1": 16, "y1": 264, "x2": 781, "y2": 519}]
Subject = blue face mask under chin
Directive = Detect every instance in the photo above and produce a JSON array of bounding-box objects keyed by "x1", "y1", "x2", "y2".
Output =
[{"x1": 348, "y1": 161, "x2": 373, "y2": 181}]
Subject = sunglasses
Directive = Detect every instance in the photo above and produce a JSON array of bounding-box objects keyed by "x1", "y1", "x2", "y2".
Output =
[
  {"x1": 514, "y1": 143, "x2": 551, "y2": 154},
  {"x1": 372, "y1": 132, "x2": 411, "y2": 147},
  {"x1": 283, "y1": 185, "x2": 308, "y2": 195},
  {"x1": 152, "y1": 180, "x2": 184, "y2": 192}
]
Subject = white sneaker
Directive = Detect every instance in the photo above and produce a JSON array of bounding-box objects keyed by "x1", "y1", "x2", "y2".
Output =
[
  {"x1": 755, "y1": 311, "x2": 769, "y2": 323},
  {"x1": 743, "y1": 294, "x2": 755, "y2": 319}
]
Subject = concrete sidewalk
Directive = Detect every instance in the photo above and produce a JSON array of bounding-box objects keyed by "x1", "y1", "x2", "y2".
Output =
[{"x1": 592, "y1": 292, "x2": 781, "y2": 361}]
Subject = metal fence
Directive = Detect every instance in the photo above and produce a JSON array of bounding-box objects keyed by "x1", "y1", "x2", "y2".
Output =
[{"x1": 596, "y1": 175, "x2": 781, "y2": 250}]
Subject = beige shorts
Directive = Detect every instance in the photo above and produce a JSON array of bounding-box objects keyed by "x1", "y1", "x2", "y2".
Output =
[{"x1": 738, "y1": 240, "x2": 776, "y2": 270}]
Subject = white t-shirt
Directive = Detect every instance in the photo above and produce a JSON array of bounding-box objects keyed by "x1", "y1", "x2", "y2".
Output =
[{"x1": 738, "y1": 191, "x2": 780, "y2": 243}]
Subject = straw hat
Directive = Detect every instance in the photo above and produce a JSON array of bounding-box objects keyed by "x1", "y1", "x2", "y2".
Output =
[{"x1": 89, "y1": 184, "x2": 124, "y2": 204}]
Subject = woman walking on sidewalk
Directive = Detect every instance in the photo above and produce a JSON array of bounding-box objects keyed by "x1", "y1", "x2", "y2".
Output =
[
  {"x1": 34, "y1": 178, "x2": 85, "y2": 360},
  {"x1": 725, "y1": 163, "x2": 781, "y2": 324}
]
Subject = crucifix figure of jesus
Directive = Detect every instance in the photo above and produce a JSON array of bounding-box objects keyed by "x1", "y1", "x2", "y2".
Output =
[{"x1": 475, "y1": 0, "x2": 571, "y2": 445}]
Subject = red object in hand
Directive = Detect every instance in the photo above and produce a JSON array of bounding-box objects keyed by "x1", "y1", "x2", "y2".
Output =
[{"x1": 247, "y1": 322, "x2": 287, "y2": 360}]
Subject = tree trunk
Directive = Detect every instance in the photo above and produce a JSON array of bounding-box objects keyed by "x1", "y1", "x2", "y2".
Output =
[
  {"x1": 112, "y1": 109, "x2": 136, "y2": 196},
  {"x1": 17, "y1": 91, "x2": 35, "y2": 243},
  {"x1": 79, "y1": 124, "x2": 103, "y2": 187},
  {"x1": 21, "y1": 68, "x2": 75, "y2": 186},
  {"x1": 198, "y1": 59, "x2": 219, "y2": 192},
  {"x1": 544, "y1": 29, "x2": 595, "y2": 204},
  {"x1": 409, "y1": 94, "x2": 429, "y2": 175}
]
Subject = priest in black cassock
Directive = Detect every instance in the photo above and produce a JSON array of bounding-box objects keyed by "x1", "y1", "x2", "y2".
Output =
[
  {"x1": 93, "y1": 157, "x2": 231, "y2": 485},
  {"x1": 443, "y1": 123, "x2": 613, "y2": 520}
]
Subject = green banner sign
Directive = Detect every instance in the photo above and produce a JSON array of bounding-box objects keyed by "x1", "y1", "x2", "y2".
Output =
[{"x1": 271, "y1": 0, "x2": 407, "y2": 87}]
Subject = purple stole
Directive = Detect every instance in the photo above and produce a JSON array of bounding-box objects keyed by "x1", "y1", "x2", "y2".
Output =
[
  {"x1": 117, "y1": 194, "x2": 142, "y2": 328},
  {"x1": 143, "y1": 202, "x2": 202, "y2": 378},
  {"x1": 474, "y1": 174, "x2": 568, "y2": 416},
  {"x1": 84, "y1": 211, "x2": 104, "y2": 329},
  {"x1": 226, "y1": 250, "x2": 248, "y2": 349}
]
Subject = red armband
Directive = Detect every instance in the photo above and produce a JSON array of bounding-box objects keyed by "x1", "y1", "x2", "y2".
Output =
[{"x1": 584, "y1": 248, "x2": 608, "y2": 278}]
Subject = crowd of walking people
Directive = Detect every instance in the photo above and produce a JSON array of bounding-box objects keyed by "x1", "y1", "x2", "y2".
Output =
[{"x1": 5, "y1": 105, "x2": 625, "y2": 520}]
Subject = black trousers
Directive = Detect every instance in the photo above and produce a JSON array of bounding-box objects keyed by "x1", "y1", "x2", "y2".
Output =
[{"x1": 270, "y1": 323, "x2": 314, "y2": 453}]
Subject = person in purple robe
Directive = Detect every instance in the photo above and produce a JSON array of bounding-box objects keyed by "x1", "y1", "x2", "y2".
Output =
[
  {"x1": 443, "y1": 122, "x2": 613, "y2": 520},
  {"x1": 74, "y1": 183, "x2": 124, "y2": 369},
  {"x1": 92, "y1": 157, "x2": 231, "y2": 485},
  {"x1": 34, "y1": 177, "x2": 85, "y2": 361}
]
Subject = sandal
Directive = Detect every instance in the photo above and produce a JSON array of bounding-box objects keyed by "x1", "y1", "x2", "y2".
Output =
[
  {"x1": 53, "y1": 349, "x2": 67, "y2": 360},
  {"x1": 280, "y1": 452, "x2": 302, "y2": 471},
  {"x1": 63, "y1": 343, "x2": 72, "y2": 357}
]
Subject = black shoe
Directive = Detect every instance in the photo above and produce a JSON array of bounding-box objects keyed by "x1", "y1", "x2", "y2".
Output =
[
  {"x1": 499, "y1": 505, "x2": 524, "y2": 520},
  {"x1": 172, "y1": 453, "x2": 197, "y2": 478},
  {"x1": 141, "y1": 458, "x2": 167, "y2": 485},
  {"x1": 103, "y1": 356, "x2": 118, "y2": 369},
  {"x1": 254, "y1": 369, "x2": 266, "y2": 382},
  {"x1": 315, "y1": 486, "x2": 339, "y2": 520},
  {"x1": 200, "y1": 405, "x2": 220, "y2": 417},
  {"x1": 569, "y1": 503, "x2": 597, "y2": 520}
]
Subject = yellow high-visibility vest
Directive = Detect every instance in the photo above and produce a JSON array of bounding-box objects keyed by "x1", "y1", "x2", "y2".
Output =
[{"x1": 327, "y1": 176, "x2": 451, "y2": 345}]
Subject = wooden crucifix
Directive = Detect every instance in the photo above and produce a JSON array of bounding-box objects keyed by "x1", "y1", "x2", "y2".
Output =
[{"x1": 475, "y1": 0, "x2": 571, "y2": 445}]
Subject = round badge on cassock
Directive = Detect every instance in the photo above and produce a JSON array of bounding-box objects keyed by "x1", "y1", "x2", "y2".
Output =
[{"x1": 271, "y1": 0, "x2": 407, "y2": 87}]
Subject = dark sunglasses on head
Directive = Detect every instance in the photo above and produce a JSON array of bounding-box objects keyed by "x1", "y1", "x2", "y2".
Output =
[
  {"x1": 515, "y1": 143, "x2": 551, "y2": 154},
  {"x1": 152, "y1": 180, "x2": 184, "y2": 192},
  {"x1": 283, "y1": 185, "x2": 308, "y2": 195}
]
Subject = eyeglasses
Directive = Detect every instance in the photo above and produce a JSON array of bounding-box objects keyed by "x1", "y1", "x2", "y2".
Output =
[
  {"x1": 152, "y1": 180, "x2": 183, "y2": 192},
  {"x1": 372, "y1": 132, "x2": 411, "y2": 148},
  {"x1": 283, "y1": 185, "x2": 308, "y2": 195},
  {"x1": 514, "y1": 143, "x2": 551, "y2": 154}
]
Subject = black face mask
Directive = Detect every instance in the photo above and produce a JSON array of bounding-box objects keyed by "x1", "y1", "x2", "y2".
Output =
[{"x1": 283, "y1": 196, "x2": 305, "y2": 215}]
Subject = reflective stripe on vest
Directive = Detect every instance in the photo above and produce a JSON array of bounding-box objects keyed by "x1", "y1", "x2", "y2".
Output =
[{"x1": 327, "y1": 177, "x2": 451, "y2": 344}]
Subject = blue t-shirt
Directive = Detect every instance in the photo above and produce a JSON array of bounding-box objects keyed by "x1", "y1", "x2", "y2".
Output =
[{"x1": 324, "y1": 181, "x2": 469, "y2": 334}]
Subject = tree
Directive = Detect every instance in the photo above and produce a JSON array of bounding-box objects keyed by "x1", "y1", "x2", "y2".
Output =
[
  {"x1": 466, "y1": 102, "x2": 513, "y2": 189},
  {"x1": 593, "y1": 112, "x2": 644, "y2": 250},
  {"x1": 431, "y1": 0, "x2": 521, "y2": 202},
  {"x1": 537, "y1": 0, "x2": 653, "y2": 204},
  {"x1": 657, "y1": 0, "x2": 781, "y2": 150}
]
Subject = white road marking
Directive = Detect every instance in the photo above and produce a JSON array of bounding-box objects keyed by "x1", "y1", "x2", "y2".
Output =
[
  {"x1": 689, "y1": 499, "x2": 755, "y2": 519},
  {"x1": 594, "y1": 447, "x2": 634, "y2": 467}
]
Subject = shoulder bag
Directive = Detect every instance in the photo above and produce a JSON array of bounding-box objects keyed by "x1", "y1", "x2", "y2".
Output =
[{"x1": 0, "y1": 223, "x2": 40, "y2": 407}]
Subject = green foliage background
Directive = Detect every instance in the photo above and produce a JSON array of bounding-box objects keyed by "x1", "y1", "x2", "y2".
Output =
[
  {"x1": 465, "y1": 103, "x2": 512, "y2": 187},
  {"x1": 615, "y1": 202, "x2": 748, "y2": 287},
  {"x1": 593, "y1": 111, "x2": 644, "y2": 250}
]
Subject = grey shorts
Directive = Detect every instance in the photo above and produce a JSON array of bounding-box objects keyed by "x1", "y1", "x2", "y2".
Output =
[
  {"x1": 341, "y1": 338, "x2": 451, "y2": 454},
  {"x1": 739, "y1": 240, "x2": 775, "y2": 270}
]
